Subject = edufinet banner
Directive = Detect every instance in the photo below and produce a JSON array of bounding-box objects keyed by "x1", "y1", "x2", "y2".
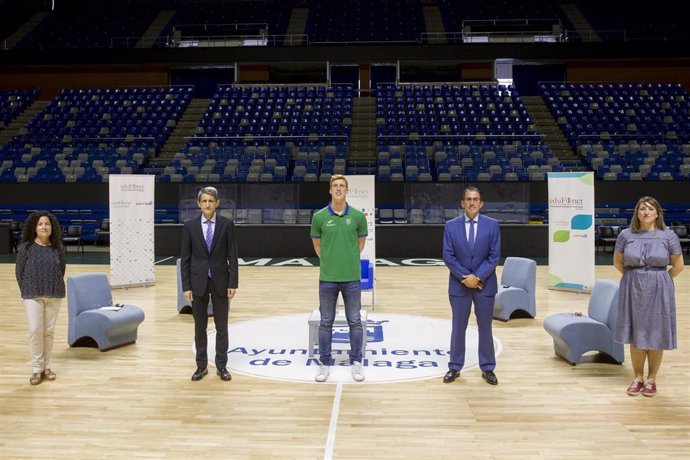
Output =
[
  {"x1": 547, "y1": 172, "x2": 595, "y2": 292},
  {"x1": 109, "y1": 174, "x2": 155, "y2": 288}
]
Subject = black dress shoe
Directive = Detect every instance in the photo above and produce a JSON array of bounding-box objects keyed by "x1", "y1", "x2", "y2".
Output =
[
  {"x1": 191, "y1": 368, "x2": 208, "y2": 381},
  {"x1": 217, "y1": 368, "x2": 232, "y2": 381},
  {"x1": 481, "y1": 370, "x2": 498, "y2": 385},
  {"x1": 443, "y1": 369, "x2": 460, "y2": 383}
]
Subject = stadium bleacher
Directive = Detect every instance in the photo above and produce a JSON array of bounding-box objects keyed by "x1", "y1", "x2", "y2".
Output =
[
  {"x1": 1, "y1": 87, "x2": 192, "y2": 183},
  {"x1": 0, "y1": 0, "x2": 688, "y2": 233},
  {"x1": 541, "y1": 82, "x2": 690, "y2": 180}
]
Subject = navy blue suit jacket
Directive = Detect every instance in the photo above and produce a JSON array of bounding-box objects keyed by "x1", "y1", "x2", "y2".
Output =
[
  {"x1": 443, "y1": 213, "x2": 501, "y2": 297},
  {"x1": 180, "y1": 214, "x2": 239, "y2": 297}
]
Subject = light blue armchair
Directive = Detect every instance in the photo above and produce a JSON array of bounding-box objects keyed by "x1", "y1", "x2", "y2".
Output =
[
  {"x1": 67, "y1": 273, "x2": 145, "y2": 351},
  {"x1": 543, "y1": 279, "x2": 624, "y2": 365},
  {"x1": 493, "y1": 257, "x2": 537, "y2": 321}
]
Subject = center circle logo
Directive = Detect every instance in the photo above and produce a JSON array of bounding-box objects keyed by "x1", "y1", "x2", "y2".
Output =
[{"x1": 199, "y1": 313, "x2": 503, "y2": 384}]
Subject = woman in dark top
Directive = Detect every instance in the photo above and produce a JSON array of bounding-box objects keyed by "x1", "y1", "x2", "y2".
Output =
[{"x1": 15, "y1": 211, "x2": 66, "y2": 386}]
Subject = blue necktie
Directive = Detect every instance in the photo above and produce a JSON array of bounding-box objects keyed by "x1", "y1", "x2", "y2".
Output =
[
  {"x1": 468, "y1": 219, "x2": 475, "y2": 249},
  {"x1": 205, "y1": 220, "x2": 213, "y2": 252}
]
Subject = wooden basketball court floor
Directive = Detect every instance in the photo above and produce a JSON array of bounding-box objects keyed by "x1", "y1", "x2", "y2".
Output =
[{"x1": 0, "y1": 258, "x2": 688, "y2": 459}]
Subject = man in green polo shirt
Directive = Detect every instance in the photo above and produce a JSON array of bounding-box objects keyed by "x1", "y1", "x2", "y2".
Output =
[{"x1": 310, "y1": 174, "x2": 368, "y2": 382}]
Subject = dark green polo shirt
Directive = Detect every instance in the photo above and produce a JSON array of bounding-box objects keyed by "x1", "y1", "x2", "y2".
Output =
[{"x1": 310, "y1": 203, "x2": 368, "y2": 282}]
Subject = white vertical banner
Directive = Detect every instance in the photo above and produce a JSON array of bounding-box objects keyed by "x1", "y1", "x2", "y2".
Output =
[
  {"x1": 547, "y1": 172, "x2": 595, "y2": 292},
  {"x1": 344, "y1": 175, "x2": 376, "y2": 306},
  {"x1": 109, "y1": 174, "x2": 155, "y2": 288}
]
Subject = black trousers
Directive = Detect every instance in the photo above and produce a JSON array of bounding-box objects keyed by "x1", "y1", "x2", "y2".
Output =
[{"x1": 192, "y1": 278, "x2": 230, "y2": 370}]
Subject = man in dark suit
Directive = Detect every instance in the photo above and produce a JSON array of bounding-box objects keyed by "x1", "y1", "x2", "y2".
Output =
[
  {"x1": 181, "y1": 186, "x2": 238, "y2": 382},
  {"x1": 442, "y1": 186, "x2": 501, "y2": 385}
]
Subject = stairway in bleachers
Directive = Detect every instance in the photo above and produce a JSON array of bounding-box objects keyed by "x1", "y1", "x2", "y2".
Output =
[
  {"x1": 284, "y1": 6, "x2": 308, "y2": 45},
  {"x1": 3, "y1": 11, "x2": 49, "y2": 49},
  {"x1": 560, "y1": 3, "x2": 600, "y2": 42},
  {"x1": 136, "y1": 9, "x2": 175, "y2": 48},
  {"x1": 422, "y1": 4, "x2": 447, "y2": 44},
  {"x1": 348, "y1": 97, "x2": 377, "y2": 162},
  {"x1": 146, "y1": 98, "x2": 209, "y2": 174},
  {"x1": 157, "y1": 99, "x2": 209, "y2": 159},
  {"x1": 521, "y1": 95, "x2": 581, "y2": 167},
  {"x1": 0, "y1": 99, "x2": 48, "y2": 147}
]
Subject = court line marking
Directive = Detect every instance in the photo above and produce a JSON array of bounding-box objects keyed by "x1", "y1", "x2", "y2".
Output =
[{"x1": 324, "y1": 381, "x2": 343, "y2": 460}]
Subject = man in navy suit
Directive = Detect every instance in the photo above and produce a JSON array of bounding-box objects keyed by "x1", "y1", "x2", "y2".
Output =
[
  {"x1": 181, "y1": 186, "x2": 238, "y2": 382},
  {"x1": 442, "y1": 186, "x2": 501, "y2": 385}
]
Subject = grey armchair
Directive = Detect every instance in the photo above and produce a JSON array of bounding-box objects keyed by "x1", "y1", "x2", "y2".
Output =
[
  {"x1": 543, "y1": 279, "x2": 624, "y2": 365},
  {"x1": 493, "y1": 257, "x2": 537, "y2": 321},
  {"x1": 67, "y1": 273, "x2": 145, "y2": 351}
]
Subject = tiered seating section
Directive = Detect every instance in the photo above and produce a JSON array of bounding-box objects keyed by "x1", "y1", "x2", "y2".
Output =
[
  {"x1": 18, "y1": 0, "x2": 160, "y2": 49},
  {"x1": 0, "y1": 89, "x2": 39, "y2": 128},
  {"x1": 439, "y1": 0, "x2": 564, "y2": 35},
  {"x1": 0, "y1": 145, "x2": 147, "y2": 183},
  {"x1": 169, "y1": 85, "x2": 351, "y2": 182},
  {"x1": 164, "y1": 0, "x2": 292, "y2": 43},
  {"x1": 376, "y1": 83, "x2": 560, "y2": 181},
  {"x1": 161, "y1": 143, "x2": 348, "y2": 184},
  {"x1": 541, "y1": 82, "x2": 690, "y2": 180},
  {"x1": 160, "y1": 145, "x2": 292, "y2": 183},
  {"x1": 0, "y1": 0, "x2": 685, "y2": 47},
  {"x1": 305, "y1": 0, "x2": 424, "y2": 43},
  {"x1": 2, "y1": 82, "x2": 690, "y2": 184},
  {"x1": 574, "y1": 0, "x2": 688, "y2": 41},
  {"x1": 19, "y1": 87, "x2": 192, "y2": 151},
  {"x1": 194, "y1": 85, "x2": 351, "y2": 144},
  {"x1": 0, "y1": 0, "x2": 41, "y2": 43},
  {"x1": 1, "y1": 87, "x2": 192, "y2": 183}
]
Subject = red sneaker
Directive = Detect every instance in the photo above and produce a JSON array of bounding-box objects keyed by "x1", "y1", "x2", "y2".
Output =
[
  {"x1": 641, "y1": 380, "x2": 656, "y2": 397},
  {"x1": 626, "y1": 378, "x2": 644, "y2": 396}
]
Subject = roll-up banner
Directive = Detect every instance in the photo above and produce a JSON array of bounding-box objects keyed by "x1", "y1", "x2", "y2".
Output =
[
  {"x1": 547, "y1": 172, "x2": 595, "y2": 293},
  {"x1": 109, "y1": 174, "x2": 156, "y2": 288},
  {"x1": 343, "y1": 175, "x2": 376, "y2": 306}
]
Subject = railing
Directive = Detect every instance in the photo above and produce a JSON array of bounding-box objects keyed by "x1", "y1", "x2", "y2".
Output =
[
  {"x1": 170, "y1": 33, "x2": 308, "y2": 47},
  {"x1": 378, "y1": 133, "x2": 545, "y2": 143},
  {"x1": 186, "y1": 134, "x2": 349, "y2": 147},
  {"x1": 174, "y1": 22, "x2": 269, "y2": 34},
  {"x1": 575, "y1": 29, "x2": 627, "y2": 42},
  {"x1": 462, "y1": 18, "x2": 561, "y2": 31},
  {"x1": 11, "y1": 136, "x2": 158, "y2": 152},
  {"x1": 110, "y1": 36, "x2": 172, "y2": 48},
  {"x1": 7, "y1": 28, "x2": 688, "y2": 51},
  {"x1": 420, "y1": 32, "x2": 463, "y2": 44},
  {"x1": 577, "y1": 133, "x2": 685, "y2": 143},
  {"x1": 309, "y1": 39, "x2": 418, "y2": 46}
]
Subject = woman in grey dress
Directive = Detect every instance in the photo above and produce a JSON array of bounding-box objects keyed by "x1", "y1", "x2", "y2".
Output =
[
  {"x1": 613, "y1": 196, "x2": 684, "y2": 397},
  {"x1": 15, "y1": 212, "x2": 66, "y2": 386}
]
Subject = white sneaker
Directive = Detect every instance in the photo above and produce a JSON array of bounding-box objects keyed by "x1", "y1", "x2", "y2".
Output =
[
  {"x1": 315, "y1": 364, "x2": 330, "y2": 382},
  {"x1": 351, "y1": 362, "x2": 365, "y2": 382}
]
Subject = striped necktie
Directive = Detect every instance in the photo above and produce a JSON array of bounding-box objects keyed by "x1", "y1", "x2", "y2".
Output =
[{"x1": 205, "y1": 219, "x2": 213, "y2": 252}]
